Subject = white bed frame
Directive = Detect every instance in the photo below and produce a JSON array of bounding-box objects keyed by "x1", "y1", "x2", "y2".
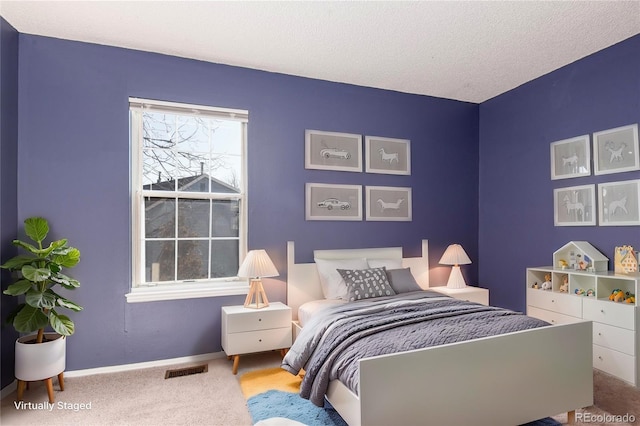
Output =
[{"x1": 287, "y1": 240, "x2": 593, "y2": 426}]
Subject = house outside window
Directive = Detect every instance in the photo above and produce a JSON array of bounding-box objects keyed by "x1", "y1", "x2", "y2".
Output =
[{"x1": 127, "y1": 98, "x2": 248, "y2": 303}]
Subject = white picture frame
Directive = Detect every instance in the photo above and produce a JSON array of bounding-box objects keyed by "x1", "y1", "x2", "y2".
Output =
[
  {"x1": 598, "y1": 179, "x2": 640, "y2": 226},
  {"x1": 550, "y1": 135, "x2": 591, "y2": 180},
  {"x1": 593, "y1": 124, "x2": 639, "y2": 175},
  {"x1": 305, "y1": 130, "x2": 362, "y2": 172},
  {"x1": 366, "y1": 186, "x2": 412, "y2": 222},
  {"x1": 553, "y1": 184, "x2": 596, "y2": 226},
  {"x1": 305, "y1": 183, "x2": 362, "y2": 221},
  {"x1": 365, "y1": 136, "x2": 411, "y2": 175}
]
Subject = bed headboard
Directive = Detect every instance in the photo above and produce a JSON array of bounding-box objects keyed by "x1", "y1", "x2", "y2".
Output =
[{"x1": 287, "y1": 240, "x2": 429, "y2": 320}]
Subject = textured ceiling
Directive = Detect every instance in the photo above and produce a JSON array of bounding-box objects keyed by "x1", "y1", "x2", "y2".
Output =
[{"x1": 2, "y1": 1, "x2": 639, "y2": 103}]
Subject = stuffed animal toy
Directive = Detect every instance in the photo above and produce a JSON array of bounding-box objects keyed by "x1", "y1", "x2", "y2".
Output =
[
  {"x1": 610, "y1": 289, "x2": 625, "y2": 303},
  {"x1": 559, "y1": 279, "x2": 569, "y2": 293},
  {"x1": 541, "y1": 274, "x2": 552, "y2": 291}
]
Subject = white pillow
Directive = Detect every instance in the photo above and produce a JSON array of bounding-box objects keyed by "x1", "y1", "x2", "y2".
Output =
[
  {"x1": 367, "y1": 258, "x2": 403, "y2": 270},
  {"x1": 314, "y1": 258, "x2": 369, "y2": 299}
]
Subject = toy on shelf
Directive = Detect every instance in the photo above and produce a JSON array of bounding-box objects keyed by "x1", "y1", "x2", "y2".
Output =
[
  {"x1": 609, "y1": 289, "x2": 635, "y2": 303},
  {"x1": 559, "y1": 277, "x2": 569, "y2": 293},
  {"x1": 586, "y1": 289, "x2": 595, "y2": 297},
  {"x1": 575, "y1": 288, "x2": 585, "y2": 296},
  {"x1": 541, "y1": 274, "x2": 552, "y2": 291},
  {"x1": 532, "y1": 282, "x2": 539, "y2": 289},
  {"x1": 615, "y1": 245, "x2": 638, "y2": 275},
  {"x1": 558, "y1": 259, "x2": 568, "y2": 269}
]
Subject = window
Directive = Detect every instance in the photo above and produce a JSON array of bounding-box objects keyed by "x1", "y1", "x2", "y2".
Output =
[{"x1": 127, "y1": 98, "x2": 248, "y2": 303}]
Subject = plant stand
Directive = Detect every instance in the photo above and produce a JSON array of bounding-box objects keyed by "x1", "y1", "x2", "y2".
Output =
[{"x1": 16, "y1": 373, "x2": 65, "y2": 404}]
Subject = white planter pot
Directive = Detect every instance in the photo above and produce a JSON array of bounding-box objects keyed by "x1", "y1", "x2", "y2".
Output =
[{"x1": 15, "y1": 333, "x2": 66, "y2": 381}]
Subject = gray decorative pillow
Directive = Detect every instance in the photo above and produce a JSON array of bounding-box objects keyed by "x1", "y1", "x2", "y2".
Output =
[
  {"x1": 337, "y1": 267, "x2": 396, "y2": 302},
  {"x1": 386, "y1": 268, "x2": 422, "y2": 293}
]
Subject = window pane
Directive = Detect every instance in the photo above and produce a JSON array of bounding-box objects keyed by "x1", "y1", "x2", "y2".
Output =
[
  {"x1": 212, "y1": 120, "x2": 242, "y2": 156},
  {"x1": 145, "y1": 240, "x2": 175, "y2": 282},
  {"x1": 211, "y1": 240, "x2": 239, "y2": 278},
  {"x1": 212, "y1": 200, "x2": 239, "y2": 237},
  {"x1": 175, "y1": 115, "x2": 210, "y2": 153},
  {"x1": 142, "y1": 149, "x2": 177, "y2": 191},
  {"x1": 177, "y1": 157, "x2": 210, "y2": 192},
  {"x1": 177, "y1": 240, "x2": 208, "y2": 280},
  {"x1": 178, "y1": 199, "x2": 210, "y2": 238},
  {"x1": 210, "y1": 154, "x2": 242, "y2": 191},
  {"x1": 143, "y1": 112, "x2": 176, "y2": 149},
  {"x1": 145, "y1": 198, "x2": 175, "y2": 238}
]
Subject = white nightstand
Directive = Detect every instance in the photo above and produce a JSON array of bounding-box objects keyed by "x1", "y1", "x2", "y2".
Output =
[
  {"x1": 221, "y1": 302, "x2": 292, "y2": 374},
  {"x1": 429, "y1": 286, "x2": 489, "y2": 306}
]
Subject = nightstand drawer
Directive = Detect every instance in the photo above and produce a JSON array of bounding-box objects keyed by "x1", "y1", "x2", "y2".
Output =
[
  {"x1": 224, "y1": 307, "x2": 291, "y2": 333},
  {"x1": 223, "y1": 327, "x2": 291, "y2": 355},
  {"x1": 526, "y1": 289, "x2": 581, "y2": 317},
  {"x1": 593, "y1": 322, "x2": 635, "y2": 356},
  {"x1": 583, "y1": 298, "x2": 635, "y2": 330},
  {"x1": 593, "y1": 345, "x2": 635, "y2": 384},
  {"x1": 526, "y1": 306, "x2": 581, "y2": 325}
]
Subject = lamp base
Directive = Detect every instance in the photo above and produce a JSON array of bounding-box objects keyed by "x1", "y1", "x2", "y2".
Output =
[
  {"x1": 244, "y1": 279, "x2": 270, "y2": 309},
  {"x1": 446, "y1": 266, "x2": 467, "y2": 289}
]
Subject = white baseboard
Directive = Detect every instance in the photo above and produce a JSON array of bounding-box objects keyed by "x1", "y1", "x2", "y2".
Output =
[
  {"x1": 1, "y1": 381, "x2": 17, "y2": 399},
  {"x1": 65, "y1": 351, "x2": 227, "y2": 378},
  {"x1": 0, "y1": 350, "x2": 227, "y2": 396}
]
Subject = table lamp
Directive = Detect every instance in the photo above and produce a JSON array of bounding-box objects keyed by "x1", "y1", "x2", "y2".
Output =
[
  {"x1": 439, "y1": 244, "x2": 472, "y2": 289},
  {"x1": 237, "y1": 249, "x2": 279, "y2": 309}
]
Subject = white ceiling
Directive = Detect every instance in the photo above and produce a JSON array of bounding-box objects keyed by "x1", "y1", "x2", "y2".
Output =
[{"x1": 2, "y1": 1, "x2": 639, "y2": 103}]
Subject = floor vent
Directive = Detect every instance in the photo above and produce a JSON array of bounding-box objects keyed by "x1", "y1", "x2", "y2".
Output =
[{"x1": 164, "y1": 364, "x2": 208, "y2": 379}]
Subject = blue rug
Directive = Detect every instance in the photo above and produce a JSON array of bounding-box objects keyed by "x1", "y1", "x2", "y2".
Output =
[
  {"x1": 247, "y1": 390, "x2": 347, "y2": 426},
  {"x1": 246, "y1": 389, "x2": 560, "y2": 426}
]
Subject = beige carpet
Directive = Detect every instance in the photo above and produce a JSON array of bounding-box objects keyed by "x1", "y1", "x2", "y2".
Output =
[{"x1": 1, "y1": 350, "x2": 638, "y2": 426}]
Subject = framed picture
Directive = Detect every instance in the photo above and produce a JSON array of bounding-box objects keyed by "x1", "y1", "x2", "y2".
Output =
[
  {"x1": 365, "y1": 136, "x2": 411, "y2": 175},
  {"x1": 598, "y1": 179, "x2": 640, "y2": 226},
  {"x1": 553, "y1": 184, "x2": 596, "y2": 226},
  {"x1": 550, "y1": 135, "x2": 590, "y2": 180},
  {"x1": 593, "y1": 124, "x2": 639, "y2": 175},
  {"x1": 305, "y1": 130, "x2": 362, "y2": 172},
  {"x1": 366, "y1": 186, "x2": 412, "y2": 221},
  {"x1": 305, "y1": 183, "x2": 362, "y2": 221}
]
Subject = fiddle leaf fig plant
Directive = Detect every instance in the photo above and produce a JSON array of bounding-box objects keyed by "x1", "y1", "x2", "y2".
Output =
[{"x1": 2, "y1": 217, "x2": 82, "y2": 343}]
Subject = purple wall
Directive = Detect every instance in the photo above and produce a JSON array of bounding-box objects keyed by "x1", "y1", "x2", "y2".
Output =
[
  {"x1": 479, "y1": 35, "x2": 640, "y2": 311},
  {"x1": 0, "y1": 17, "x2": 20, "y2": 389},
  {"x1": 10, "y1": 34, "x2": 478, "y2": 373}
]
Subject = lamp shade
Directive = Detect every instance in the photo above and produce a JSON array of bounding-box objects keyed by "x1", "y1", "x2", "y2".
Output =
[
  {"x1": 237, "y1": 249, "x2": 279, "y2": 278},
  {"x1": 439, "y1": 244, "x2": 472, "y2": 266}
]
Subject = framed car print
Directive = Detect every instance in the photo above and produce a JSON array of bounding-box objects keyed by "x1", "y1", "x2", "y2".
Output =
[
  {"x1": 366, "y1": 186, "x2": 412, "y2": 221},
  {"x1": 593, "y1": 124, "x2": 639, "y2": 175},
  {"x1": 550, "y1": 134, "x2": 590, "y2": 180},
  {"x1": 553, "y1": 184, "x2": 596, "y2": 226},
  {"x1": 305, "y1": 130, "x2": 362, "y2": 172},
  {"x1": 305, "y1": 183, "x2": 362, "y2": 221},
  {"x1": 598, "y1": 180, "x2": 640, "y2": 226},
  {"x1": 365, "y1": 136, "x2": 411, "y2": 175}
]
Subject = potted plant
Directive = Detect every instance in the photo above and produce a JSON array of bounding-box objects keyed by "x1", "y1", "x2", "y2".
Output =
[{"x1": 2, "y1": 216, "x2": 81, "y2": 400}]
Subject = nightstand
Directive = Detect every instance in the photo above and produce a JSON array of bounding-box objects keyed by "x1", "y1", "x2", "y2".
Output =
[
  {"x1": 429, "y1": 286, "x2": 489, "y2": 306},
  {"x1": 221, "y1": 302, "x2": 292, "y2": 374}
]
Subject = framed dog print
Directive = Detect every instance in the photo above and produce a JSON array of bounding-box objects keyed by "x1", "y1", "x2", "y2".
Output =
[
  {"x1": 366, "y1": 186, "x2": 412, "y2": 221},
  {"x1": 553, "y1": 184, "x2": 596, "y2": 226},
  {"x1": 593, "y1": 124, "x2": 639, "y2": 175},
  {"x1": 598, "y1": 180, "x2": 640, "y2": 226},
  {"x1": 550, "y1": 135, "x2": 590, "y2": 180},
  {"x1": 305, "y1": 183, "x2": 362, "y2": 221},
  {"x1": 305, "y1": 130, "x2": 362, "y2": 172},
  {"x1": 365, "y1": 136, "x2": 411, "y2": 175}
]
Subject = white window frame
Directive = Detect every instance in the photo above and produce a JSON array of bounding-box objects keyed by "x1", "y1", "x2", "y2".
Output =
[{"x1": 126, "y1": 97, "x2": 249, "y2": 303}]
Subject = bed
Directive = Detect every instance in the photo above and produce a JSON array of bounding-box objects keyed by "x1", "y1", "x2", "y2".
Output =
[{"x1": 283, "y1": 240, "x2": 593, "y2": 426}]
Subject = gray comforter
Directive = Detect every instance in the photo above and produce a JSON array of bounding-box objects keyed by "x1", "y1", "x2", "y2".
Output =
[{"x1": 281, "y1": 291, "x2": 549, "y2": 406}]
